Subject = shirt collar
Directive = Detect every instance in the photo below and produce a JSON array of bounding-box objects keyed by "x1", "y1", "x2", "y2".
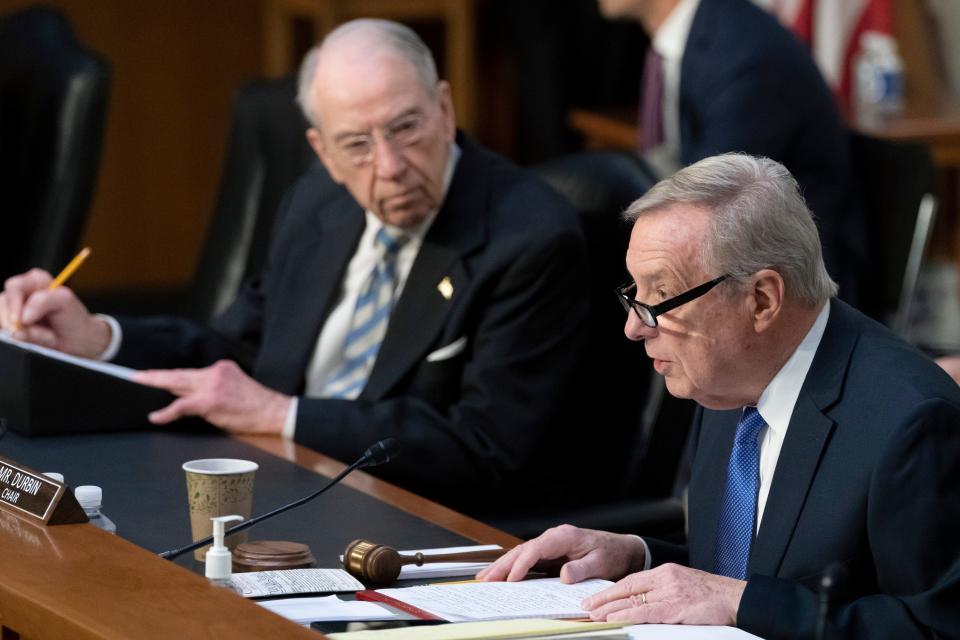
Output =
[
  {"x1": 652, "y1": 0, "x2": 701, "y2": 63},
  {"x1": 755, "y1": 300, "x2": 831, "y2": 436},
  {"x1": 364, "y1": 140, "x2": 462, "y2": 244}
]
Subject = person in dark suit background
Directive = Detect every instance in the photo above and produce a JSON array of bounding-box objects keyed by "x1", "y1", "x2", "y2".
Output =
[
  {"x1": 0, "y1": 19, "x2": 591, "y2": 513},
  {"x1": 601, "y1": 0, "x2": 868, "y2": 308},
  {"x1": 479, "y1": 153, "x2": 960, "y2": 639}
]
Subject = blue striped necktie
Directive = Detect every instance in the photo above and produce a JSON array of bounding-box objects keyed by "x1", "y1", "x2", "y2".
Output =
[
  {"x1": 714, "y1": 406, "x2": 765, "y2": 580},
  {"x1": 322, "y1": 227, "x2": 408, "y2": 399}
]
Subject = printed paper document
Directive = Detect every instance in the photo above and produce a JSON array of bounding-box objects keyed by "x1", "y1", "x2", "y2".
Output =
[{"x1": 373, "y1": 578, "x2": 612, "y2": 622}]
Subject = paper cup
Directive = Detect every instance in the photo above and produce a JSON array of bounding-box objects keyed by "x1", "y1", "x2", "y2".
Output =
[{"x1": 182, "y1": 458, "x2": 258, "y2": 561}]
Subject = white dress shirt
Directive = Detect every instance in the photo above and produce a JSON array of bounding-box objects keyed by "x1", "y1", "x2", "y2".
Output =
[
  {"x1": 282, "y1": 142, "x2": 461, "y2": 438},
  {"x1": 101, "y1": 144, "x2": 461, "y2": 441},
  {"x1": 644, "y1": 0, "x2": 700, "y2": 177},
  {"x1": 640, "y1": 300, "x2": 831, "y2": 569}
]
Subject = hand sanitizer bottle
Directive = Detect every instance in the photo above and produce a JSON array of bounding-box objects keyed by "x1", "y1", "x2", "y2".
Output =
[
  {"x1": 74, "y1": 485, "x2": 117, "y2": 534},
  {"x1": 206, "y1": 514, "x2": 244, "y2": 587}
]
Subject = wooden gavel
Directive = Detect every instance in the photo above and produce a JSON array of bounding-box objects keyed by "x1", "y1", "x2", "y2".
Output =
[{"x1": 343, "y1": 539, "x2": 509, "y2": 584}]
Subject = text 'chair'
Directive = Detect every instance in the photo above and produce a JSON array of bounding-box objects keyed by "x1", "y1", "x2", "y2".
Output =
[{"x1": 0, "y1": 7, "x2": 110, "y2": 280}]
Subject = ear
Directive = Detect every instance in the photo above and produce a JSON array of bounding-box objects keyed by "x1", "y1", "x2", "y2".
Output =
[
  {"x1": 435, "y1": 80, "x2": 456, "y2": 141},
  {"x1": 306, "y1": 127, "x2": 345, "y2": 184},
  {"x1": 748, "y1": 269, "x2": 785, "y2": 333}
]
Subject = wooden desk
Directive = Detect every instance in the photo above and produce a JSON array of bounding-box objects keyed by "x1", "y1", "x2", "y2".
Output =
[
  {"x1": 847, "y1": 97, "x2": 960, "y2": 168},
  {"x1": 569, "y1": 99, "x2": 960, "y2": 168},
  {"x1": 568, "y1": 107, "x2": 638, "y2": 152},
  {"x1": 0, "y1": 430, "x2": 520, "y2": 639},
  {"x1": 569, "y1": 100, "x2": 960, "y2": 261}
]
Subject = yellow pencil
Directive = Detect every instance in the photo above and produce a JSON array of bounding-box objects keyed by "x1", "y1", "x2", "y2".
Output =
[{"x1": 49, "y1": 247, "x2": 91, "y2": 290}]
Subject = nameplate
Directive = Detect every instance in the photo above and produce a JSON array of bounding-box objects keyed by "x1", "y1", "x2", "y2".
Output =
[{"x1": 0, "y1": 455, "x2": 87, "y2": 525}]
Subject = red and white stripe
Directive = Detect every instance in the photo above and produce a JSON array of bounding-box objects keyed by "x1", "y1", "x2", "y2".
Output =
[{"x1": 756, "y1": 0, "x2": 896, "y2": 108}]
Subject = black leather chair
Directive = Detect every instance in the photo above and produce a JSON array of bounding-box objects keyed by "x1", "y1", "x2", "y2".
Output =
[
  {"x1": 489, "y1": 151, "x2": 693, "y2": 540},
  {"x1": 185, "y1": 76, "x2": 318, "y2": 321},
  {"x1": 0, "y1": 7, "x2": 110, "y2": 280},
  {"x1": 850, "y1": 132, "x2": 937, "y2": 337}
]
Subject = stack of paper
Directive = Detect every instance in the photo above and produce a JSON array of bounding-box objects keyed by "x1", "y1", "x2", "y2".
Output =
[
  {"x1": 363, "y1": 578, "x2": 613, "y2": 622},
  {"x1": 328, "y1": 619, "x2": 627, "y2": 640},
  {"x1": 231, "y1": 568, "x2": 363, "y2": 598},
  {"x1": 257, "y1": 595, "x2": 396, "y2": 626}
]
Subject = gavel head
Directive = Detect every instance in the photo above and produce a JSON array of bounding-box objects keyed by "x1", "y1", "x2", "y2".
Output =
[{"x1": 343, "y1": 539, "x2": 403, "y2": 583}]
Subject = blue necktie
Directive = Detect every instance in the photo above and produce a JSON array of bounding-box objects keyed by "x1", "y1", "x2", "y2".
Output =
[
  {"x1": 714, "y1": 406, "x2": 764, "y2": 580},
  {"x1": 322, "y1": 227, "x2": 407, "y2": 399}
]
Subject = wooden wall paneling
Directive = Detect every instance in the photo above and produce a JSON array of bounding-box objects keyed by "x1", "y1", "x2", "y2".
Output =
[
  {"x1": 261, "y1": 0, "x2": 477, "y2": 132},
  {"x1": 1, "y1": 0, "x2": 263, "y2": 295}
]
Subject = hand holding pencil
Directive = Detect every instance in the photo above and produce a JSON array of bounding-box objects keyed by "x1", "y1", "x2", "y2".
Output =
[{"x1": 0, "y1": 248, "x2": 112, "y2": 358}]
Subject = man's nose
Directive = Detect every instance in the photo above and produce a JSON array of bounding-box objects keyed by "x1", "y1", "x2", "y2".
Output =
[
  {"x1": 373, "y1": 136, "x2": 406, "y2": 179},
  {"x1": 624, "y1": 311, "x2": 657, "y2": 341}
]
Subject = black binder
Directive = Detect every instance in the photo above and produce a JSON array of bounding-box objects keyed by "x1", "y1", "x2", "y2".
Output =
[{"x1": 0, "y1": 336, "x2": 174, "y2": 435}]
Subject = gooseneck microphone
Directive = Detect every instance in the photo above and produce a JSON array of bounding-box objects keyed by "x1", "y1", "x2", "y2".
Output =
[
  {"x1": 159, "y1": 438, "x2": 399, "y2": 561},
  {"x1": 815, "y1": 562, "x2": 847, "y2": 640}
]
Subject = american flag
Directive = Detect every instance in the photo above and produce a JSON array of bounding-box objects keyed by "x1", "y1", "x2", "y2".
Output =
[{"x1": 756, "y1": 0, "x2": 896, "y2": 110}]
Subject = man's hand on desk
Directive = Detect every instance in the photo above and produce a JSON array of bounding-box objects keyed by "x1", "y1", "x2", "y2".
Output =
[
  {"x1": 477, "y1": 524, "x2": 745, "y2": 626},
  {"x1": 582, "y1": 563, "x2": 744, "y2": 626},
  {"x1": 134, "y1": 360, "x2": 290, "y2": 435},
  {"x1": 0, "y1": 268, "x2": 111, "y2": 357},
  {"x1": 477, "y1": 524, "x2": 646, "y2": 583}
]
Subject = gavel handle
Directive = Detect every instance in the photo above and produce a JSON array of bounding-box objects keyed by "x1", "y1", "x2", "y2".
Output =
[{"x1": 401, "y1": 548, "x2": 510, "y2": 567}]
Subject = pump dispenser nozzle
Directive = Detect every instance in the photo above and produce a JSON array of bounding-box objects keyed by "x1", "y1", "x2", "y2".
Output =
[{"x1": 205, "y1": 514, "x2": 244, "y2": 584}]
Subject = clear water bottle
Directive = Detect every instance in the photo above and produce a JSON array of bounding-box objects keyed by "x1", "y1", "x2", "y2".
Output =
[
  {"x1": 855, "y1": 32, "x2": 904, "y2": 114},
  {"x1": 74, "y1": 485, "x2": 117, "y2": 534}
]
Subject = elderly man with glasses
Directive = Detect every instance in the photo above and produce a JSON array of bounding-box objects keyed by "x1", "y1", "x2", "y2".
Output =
[
  {"x1": 0, "y1": 19, "x2": 591, "y2": 515},
  {"x1": 481, "y1": 153, "x2": 960, "y2": 639}
]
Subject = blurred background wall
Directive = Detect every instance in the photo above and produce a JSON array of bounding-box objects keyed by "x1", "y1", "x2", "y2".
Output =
[{"x1": 0, "y1": 0, "x2": 956, "y2": 299}]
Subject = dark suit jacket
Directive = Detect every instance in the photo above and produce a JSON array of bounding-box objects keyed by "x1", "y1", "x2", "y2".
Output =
[
  {"x1": 679, "y1": 0, "x2": 868, "y2": 305},
  {"x1": 114, "y1": 134, "x2": 591, "y2": 512},
  {"x1": 647, "y1": 300, "x2": 960, "y2": 638}
]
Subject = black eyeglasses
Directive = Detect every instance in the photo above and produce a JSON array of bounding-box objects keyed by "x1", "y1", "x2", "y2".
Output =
[{"x1": 615, "y1": 275, "x2": 729, "y2": 327}]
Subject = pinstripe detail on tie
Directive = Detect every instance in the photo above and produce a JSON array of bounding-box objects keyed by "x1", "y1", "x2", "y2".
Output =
[
  {"x1": 322, "y1": 227, "x2": 407, "y2": 399},
  {"x1": 714, "y1": 406, "x2": 764, "y2": 580}
]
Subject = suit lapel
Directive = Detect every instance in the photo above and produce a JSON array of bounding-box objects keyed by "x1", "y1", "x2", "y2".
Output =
[
  {"x1": 747, "y1": 302, "x2": 857, "y2": 577},
  {"x1": 262, "y1": 191, "x2": 364, "y2": 394},
  {"x1": 361, "y1": 135, "x2": 487, "y2": 400}
]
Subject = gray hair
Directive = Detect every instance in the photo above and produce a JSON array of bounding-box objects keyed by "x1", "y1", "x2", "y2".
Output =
[
  {"x1": 624, "y1": 153, "x2": 838, "y2": 305},
  {"x1": 296, "y1": 19, "x2": 439, "y2": 127}
]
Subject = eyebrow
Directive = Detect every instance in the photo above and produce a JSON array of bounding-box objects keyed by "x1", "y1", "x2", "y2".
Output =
[
  {"x1": 632, "y1": 268, "x2": 671, "y2": 285},
  {"x1": 331, "y1": 107, "x2": 423, "y2": 144}
]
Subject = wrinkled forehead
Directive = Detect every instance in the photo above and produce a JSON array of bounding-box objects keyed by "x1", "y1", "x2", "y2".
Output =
[
  {"x1": 626, "y1": 205, "x2": 711, "y2": 282},
  {"x1": 310, "y1": 42, "x2": 434, "y2": 127}
]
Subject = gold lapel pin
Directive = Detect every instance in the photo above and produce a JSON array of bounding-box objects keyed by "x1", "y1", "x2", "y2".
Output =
[{"x1": 437, "y1": 276, "x2": 454, "y2": 300}]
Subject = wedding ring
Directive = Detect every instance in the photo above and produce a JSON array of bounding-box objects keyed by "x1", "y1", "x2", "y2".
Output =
[{"x1": 641, "y1": 592, "x2": 648, "y2": 605}]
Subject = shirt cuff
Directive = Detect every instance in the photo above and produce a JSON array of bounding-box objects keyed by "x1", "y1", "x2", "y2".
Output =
[
  {"x1": 95, "y1": 314, "x2": 122, "y2": 362},
  {"x1": 627, "y1": 534, "x2": 653, "y2": 571},
  {"x1": 282, "y1": 397, "x2": 298, "y2": 440}
]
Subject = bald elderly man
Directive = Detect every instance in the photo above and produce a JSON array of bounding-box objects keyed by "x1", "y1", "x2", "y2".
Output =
[
  {"x1": 481, "y1": 154, "x2": 960, "y2": 639},
  {"x1": 0, "y1": 19, "x2": 591, "y2": 514}
]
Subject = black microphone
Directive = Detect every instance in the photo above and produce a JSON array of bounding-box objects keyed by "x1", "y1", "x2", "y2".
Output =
[
  {"x1": 359, "y1": 437, "x2": 399, "y2": 468},
  {"x1": 159, "y1": 438, "x2": 399, "y2": 561},
  {"x1": 815, "y1": 562, "x2": 847, "y2": 640}
]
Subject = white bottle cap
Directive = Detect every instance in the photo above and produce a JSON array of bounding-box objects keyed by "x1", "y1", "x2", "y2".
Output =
[
  {"x1": 74, "y1": 485, "x2": 102, "y2": 509},
  {"x1": 205, "y1": 515, "x2": 244, "y2": 582},
  {"x1": 43, "y1": 472, "x2": 65, "y2": 483}
]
